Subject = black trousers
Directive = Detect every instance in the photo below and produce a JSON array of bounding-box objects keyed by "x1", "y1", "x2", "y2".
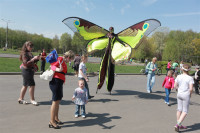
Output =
[
  {"x1": 41, "y1": 60, "x2": 46, "y2": 72},
  {"x1": 194, "y1": 79, "x2": 199, "y2": 94}
]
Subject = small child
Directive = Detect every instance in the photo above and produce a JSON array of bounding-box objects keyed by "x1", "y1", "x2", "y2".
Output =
[
  {"x1": 72, "y1": 79, "x2": 88, "y2": 118},
  {"x1": 78, "y1": 54, "x2": 94, "y2": 99},
  {"x1": 162, "y1": 70, "x2": 174, "y2": 106}
]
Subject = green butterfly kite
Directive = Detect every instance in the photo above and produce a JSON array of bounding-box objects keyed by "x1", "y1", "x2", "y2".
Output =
[{"x1": 62, "y1": 17, "x2": 161, "y2": 94}]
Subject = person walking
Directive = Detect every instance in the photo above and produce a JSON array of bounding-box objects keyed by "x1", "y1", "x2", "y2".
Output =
[
  {"x1": 18, "y1": 41, "x2": 40, "y2": 105},
  {"x1": 190, "y1": 65, "x2": 200, "y2": 95},
  {"x1": 146, "y1": 57, "x2": 158, "y2": 93},
  {"x1": 172, "y1": 60, "x2": 179, "y2": 73},
  {"x1": 162, "y1": 70, "x2": 175, "y2": 106},
  {"x1": 73, "y1": 54, "x2": 81, "y2": 77},
  {"x1": 166, "y1": 60, "x2": 172, "y2": 74},
  {"x1": 48, "y1": 50, "x2": 74, "y2": 129},
  {"x1": 40, "y1": 49, "x2": 47, "y2": 73},
  {"x1": 179, "y1": 61, "x2": 184, "y2": 74},
  {"x1": 72, "y1": 79, "x2": 88, "y2": 118},
  {"x1": 174, "y1": 64, "x2": 194, "y2": 132}
]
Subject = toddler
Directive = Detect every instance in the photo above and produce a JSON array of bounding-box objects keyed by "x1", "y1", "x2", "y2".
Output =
[{"x1": 72, "y1": 79, "x2": 88, "y2": 118}]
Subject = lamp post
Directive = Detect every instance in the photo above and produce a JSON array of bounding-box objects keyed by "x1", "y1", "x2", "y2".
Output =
[{"x1": 1, "y1": 19, "x2": 11, "y2": 48}]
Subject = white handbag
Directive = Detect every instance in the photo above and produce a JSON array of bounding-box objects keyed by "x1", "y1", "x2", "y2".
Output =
[
  {"x1": 40, "y1": 67, "x2": 55, "y2": 81},
  {"x1": 40, "y1": 60, "x2": 63, "y2": 81}
]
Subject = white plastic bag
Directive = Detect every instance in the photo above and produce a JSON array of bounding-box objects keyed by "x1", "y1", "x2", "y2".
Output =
[
  {"x1": 40, "y1": 60, "x2": 63, "y2": 81},
  {"x1": 40, "y1": 67, "x2": 55, "y2": 81}
]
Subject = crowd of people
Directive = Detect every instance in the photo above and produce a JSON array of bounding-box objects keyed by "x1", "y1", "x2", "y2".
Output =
[
  {"x1": 145, "y1": 57, "x2": 200, "y2": 132},
  {"x1": 18, "y1": 41, "x2": 199, "y2": 131}
]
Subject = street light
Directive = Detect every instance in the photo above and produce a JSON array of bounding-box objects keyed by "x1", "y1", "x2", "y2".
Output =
[{"x1": 1, "y1": 19, "x2": 12, "y2": 48}]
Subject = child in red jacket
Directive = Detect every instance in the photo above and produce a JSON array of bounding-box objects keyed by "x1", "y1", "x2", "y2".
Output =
[{"x1": 162, "y1": 70, "x2": 175, "y2": 106}]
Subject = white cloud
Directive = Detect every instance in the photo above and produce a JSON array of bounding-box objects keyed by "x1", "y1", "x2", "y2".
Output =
[
  {"x1": 75, "y1": 0, "x2": 95, "y2": 12},
  {"x1": 120, "y1": 4, "x2": 130, "y2": 15},
  {"x1": 142, "y1": 0, "x2": 158, "y2": 6},
  {"x1": 163, "y1": 12, "x2": 200, "y2": 17}
]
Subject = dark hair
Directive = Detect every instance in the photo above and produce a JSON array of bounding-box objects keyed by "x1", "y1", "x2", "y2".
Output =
[{"x1": 19, "y1": 41, "x2": 33, "y2": 61}]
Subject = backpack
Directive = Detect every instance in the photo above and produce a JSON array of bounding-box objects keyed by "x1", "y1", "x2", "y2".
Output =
[{"x1": 145, "y1": 62, "x2": 151, "y2": 75}]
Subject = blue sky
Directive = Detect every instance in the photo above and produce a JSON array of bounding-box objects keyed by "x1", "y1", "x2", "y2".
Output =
[{"x1": 0, "y1": 0, "x2": 199, "y2": 39}]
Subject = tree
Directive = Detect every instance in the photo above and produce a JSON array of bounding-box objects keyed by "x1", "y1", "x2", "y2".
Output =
[
  {"x1": 150, "y1": 28, "x2": 169, "y2": 60},
  {"x1": 71, "y1": 32, "x2": 87, "y2": 54},
  {"x1": 59, "y1": 33, "x2": 72, "y2": 53},
  {"x1": 133, "y1": 37, "x2": 153, "y2": 62},
  {"x1": 51, "y1": 35, "x2": 60, "y2": 53}
]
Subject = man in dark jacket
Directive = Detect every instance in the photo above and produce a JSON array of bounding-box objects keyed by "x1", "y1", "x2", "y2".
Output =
[{"x1": 191, "y1": 65, "x2": 200, "y2": 95}]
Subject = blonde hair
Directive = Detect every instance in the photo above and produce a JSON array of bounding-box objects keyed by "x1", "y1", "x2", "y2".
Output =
[
  {"x1": 81, "y1": 54, "x2": 88, "y2": 61},
  {"x1": 152, "y1": 57, "x2": 157, "y2": 61},
  {"x1": 64, "y1": 50, "x2": 74, "y2": 59},
  {"x1": 182, "y1": 64, "x2": 191, "y2": 74},
  {"x1": 168, "y1": 70, "x2": 174, "y2": 76}
]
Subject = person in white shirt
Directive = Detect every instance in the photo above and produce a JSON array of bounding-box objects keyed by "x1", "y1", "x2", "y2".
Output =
[
  {"x1": 78, "y1": 54, "x2": 94, "y2": 99},
  {"x1": 174, "y1": 64, "x2": 194, "y2": 132}
]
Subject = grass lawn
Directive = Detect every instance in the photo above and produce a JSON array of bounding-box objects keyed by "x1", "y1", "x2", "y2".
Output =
[{"x1": 0, "y1": 57, "x2": 146, "y2": 73}]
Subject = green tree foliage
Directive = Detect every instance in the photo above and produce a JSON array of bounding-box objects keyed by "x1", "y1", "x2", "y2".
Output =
[
  {"x1": 150, "y1": 27, "x2": 169, "y2": 60},
  {"x1": 133, "y1": 37, "x2": 153, "y2": 62},
  {"x1": 51, "y1": 35, "x2": 60, "y2": 53},
  {"x1": 71, "y1": 32, "x2": 87, "y2": 54},
  {"x1": 162, "y1": 30, "x2": 200, "y2": 63},
  {"x1": 59, "y1": 33, "x2": 72, "y2": 53},
  {"x1": 0, "y1": 27, "x2": 52, "y2": 52}
]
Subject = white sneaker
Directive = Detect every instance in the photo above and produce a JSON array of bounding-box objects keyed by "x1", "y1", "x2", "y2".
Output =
[
  {"x1": 75, "y1": 115, "x2": 78, "y2": 118},
  {"x1": 82, "y1": 115, "x2": 86, "y2": 118},
  {"x1": 30, "y1": 100, "x2": 39, "y2": 106}
]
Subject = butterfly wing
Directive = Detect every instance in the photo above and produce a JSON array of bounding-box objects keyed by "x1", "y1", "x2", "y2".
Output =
[
  {"x1": 111, "y1": 41, "x2": 132, "y2": 63},
  {"x1": 62, "y1": 17, "x2": 109, "y2": 40},
  {"x1": 117, "y1": 19, "x2": 161, "y2": 49}
]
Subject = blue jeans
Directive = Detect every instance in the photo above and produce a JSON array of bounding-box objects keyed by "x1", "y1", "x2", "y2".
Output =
[
  {"x1": 146, "y1": 73, "x2": 155, "y2": 92},
  {"x1": 165, "y1": 88, "x2": 171, "y2": 103},
  {"x1": 75, "y1": 105, "x2": 86, "y2": 116}
]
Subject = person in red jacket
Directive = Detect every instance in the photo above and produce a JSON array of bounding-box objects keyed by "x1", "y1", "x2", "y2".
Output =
[
  {"x1": 162, "y1": 70, "x2": 175, "y2": 106},
  {"x1": 40, "y1": 49, "x2": 47, "y2": 73},
  {"x1": 48, "y1": 50, "x2": 74, "y2": 129}
]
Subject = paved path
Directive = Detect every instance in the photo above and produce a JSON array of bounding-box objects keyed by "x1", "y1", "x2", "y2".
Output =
[{"x1": 0, "y1": 75, "x2": 200, "y2": 133}]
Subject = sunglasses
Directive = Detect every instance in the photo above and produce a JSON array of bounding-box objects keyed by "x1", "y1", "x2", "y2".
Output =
[{"x1": 29, "y1": 45, "x2": 33, "y2": 48}]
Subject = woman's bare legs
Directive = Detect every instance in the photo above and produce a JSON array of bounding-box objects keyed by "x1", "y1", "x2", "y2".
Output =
[
  {"x1": 19, "y1": 86, "x2": 28, "y2": 100},
  {"x1": 50, "y1": 100, "x2": 60, "y2": 126}
]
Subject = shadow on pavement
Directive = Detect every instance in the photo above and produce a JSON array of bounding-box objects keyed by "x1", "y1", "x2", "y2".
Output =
[
  {"x1": 39, "y1": 100, "x2": 74, "y2": 105},
  {"x1": 89, "y1": 98, "x2": 119, "y2": 103},
  {"x1": 112, "y1": 89, "x2": 177, "y2": 102},
  {"x1": 62, "y1": 112, "x2": 121, "y2": 129},
  {"x1": 39, "y1": 98, "x2": 119, "y2": 105},
  {"x1": 180, "y1": 123, "x2": 200, "y2": 132},
  {"x1": 112, "y1": 90, "x2": 200, "y2": 107}
]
